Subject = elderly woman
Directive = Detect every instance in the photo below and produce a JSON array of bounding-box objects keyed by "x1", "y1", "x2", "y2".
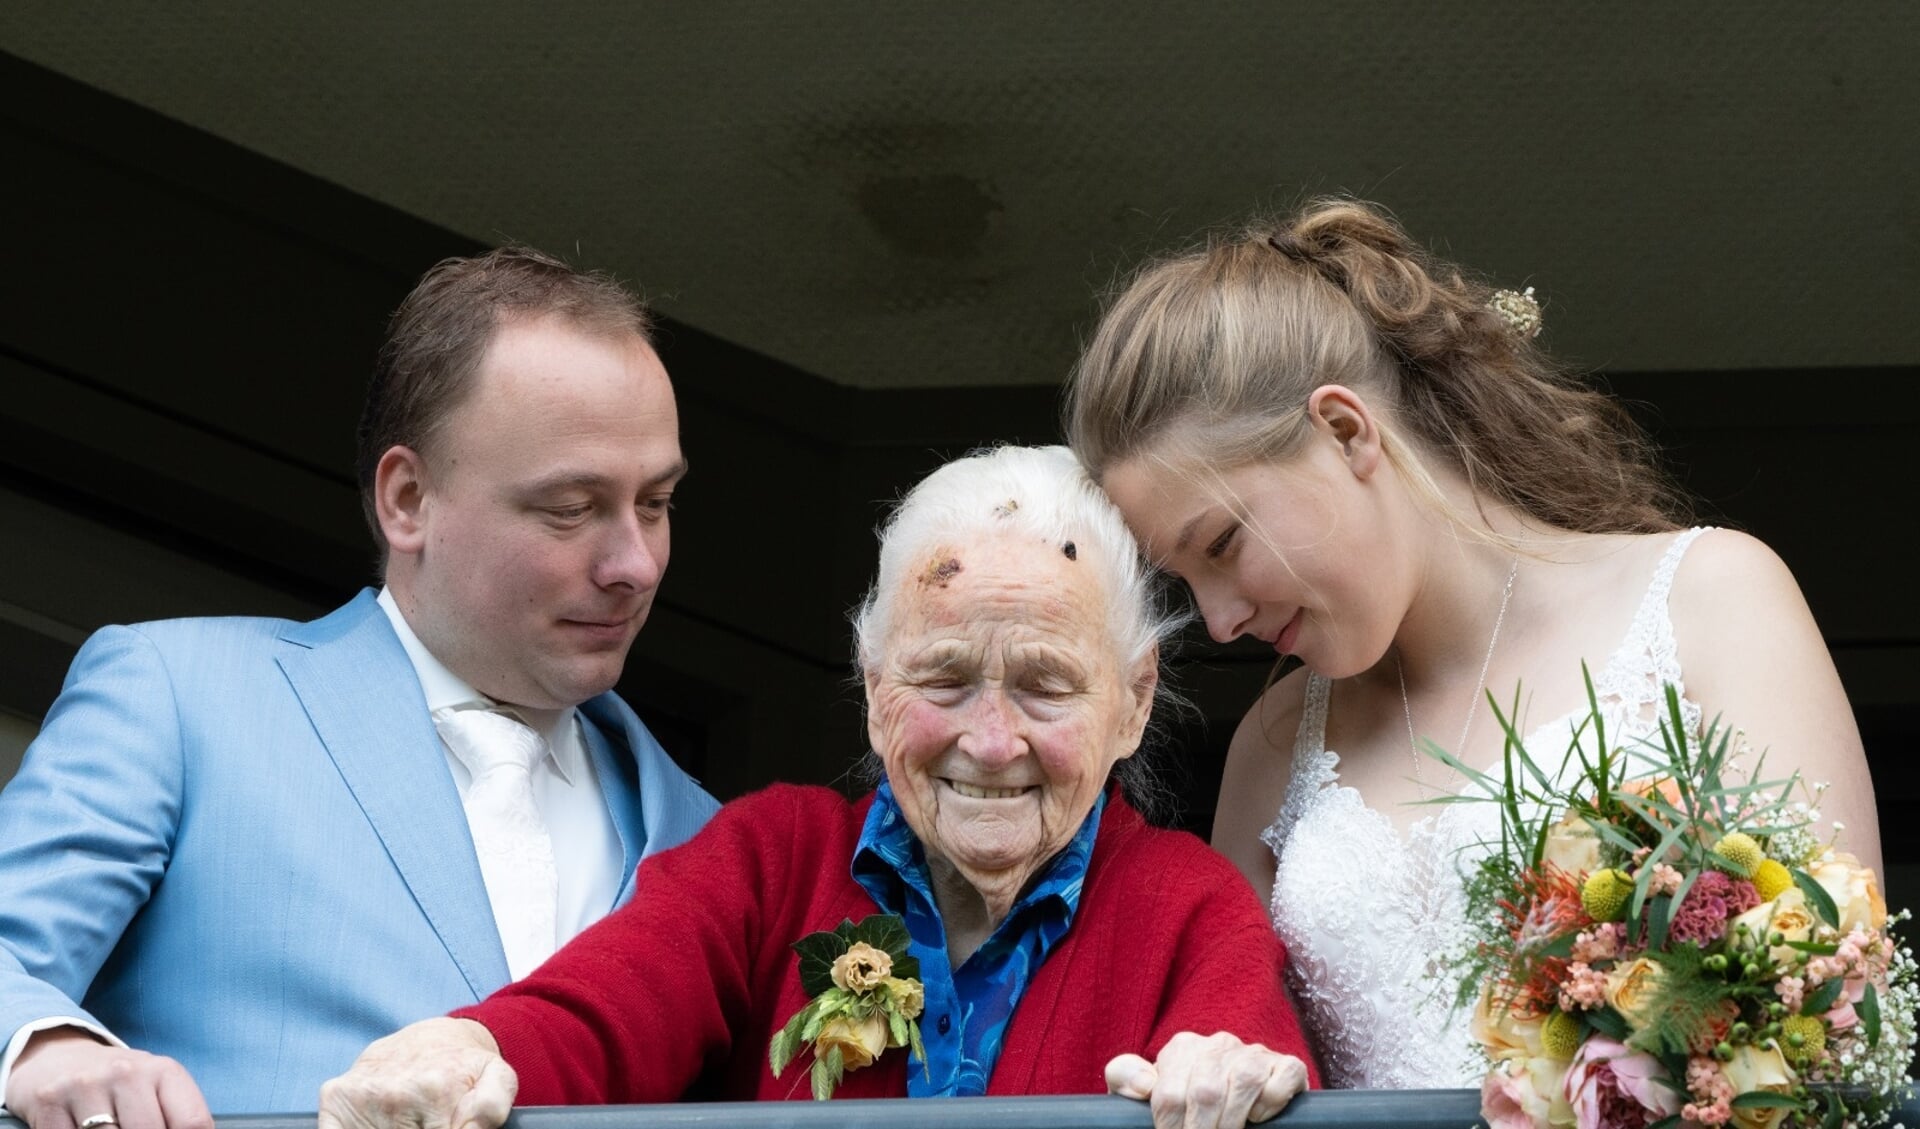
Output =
[{"x1": 318, "y1": 445, "x2": 1317, "y2": 1129}]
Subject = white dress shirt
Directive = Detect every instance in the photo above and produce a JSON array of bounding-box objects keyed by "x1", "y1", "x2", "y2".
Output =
[{"x1": 376, "y1": 587, "x2": 623, "y2": 946}]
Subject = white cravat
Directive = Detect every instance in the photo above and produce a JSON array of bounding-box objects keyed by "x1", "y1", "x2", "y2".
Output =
[{"x1": 432, "y1": 706, "x2": 560, "y2": 980}]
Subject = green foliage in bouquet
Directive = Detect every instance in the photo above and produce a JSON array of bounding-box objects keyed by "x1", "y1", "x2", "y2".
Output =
[{"x1": 1424, "y1": 667, "x2": 1915, "y2": 1129}]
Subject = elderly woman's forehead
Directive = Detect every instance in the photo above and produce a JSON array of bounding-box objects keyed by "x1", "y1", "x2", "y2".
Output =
[
  {"x1": 903, "y1": 532, "x2": 1097, "y2": 586},
  {"x1": 886, "y1": 534, "x2": 1112, "y2": 621}
]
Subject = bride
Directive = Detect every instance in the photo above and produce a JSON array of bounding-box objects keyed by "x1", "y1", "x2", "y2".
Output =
[{"x1": 1062, "y1": 198, "x2": 1881, "y2": 1089}]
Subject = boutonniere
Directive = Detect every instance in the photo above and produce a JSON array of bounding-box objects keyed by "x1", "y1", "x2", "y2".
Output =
[{"x1": 769, "y1": 913, "x2": 927, "y2": 1100}]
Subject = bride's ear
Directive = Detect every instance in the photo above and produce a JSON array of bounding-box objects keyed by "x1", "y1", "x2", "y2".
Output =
[{"x1": 1307, "y1": 385, "x2": 1384, "y2": 481}]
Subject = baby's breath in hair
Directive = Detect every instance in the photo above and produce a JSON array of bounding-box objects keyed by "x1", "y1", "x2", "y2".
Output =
[{"x1": 1488, "y1": 286, "x2": 1544, "y2": 339}]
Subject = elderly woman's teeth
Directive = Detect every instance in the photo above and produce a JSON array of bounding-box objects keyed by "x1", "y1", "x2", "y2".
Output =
[{"x1": 948, "y1": 780, "x2": 1025, "y2": 800}]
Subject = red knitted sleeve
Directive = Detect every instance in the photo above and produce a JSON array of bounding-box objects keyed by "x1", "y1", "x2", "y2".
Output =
[
  {"x1": 449, "y1": 786, "x2": 814, "y2": 1103},
  {"x1": 1137, "y1": 833, "x2": 1323, "y2": 1089}
]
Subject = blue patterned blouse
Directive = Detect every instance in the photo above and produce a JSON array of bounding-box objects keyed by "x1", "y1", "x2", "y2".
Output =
[{"x1": 851, "y1": 781, "x2": 1104, "y2": 1097}]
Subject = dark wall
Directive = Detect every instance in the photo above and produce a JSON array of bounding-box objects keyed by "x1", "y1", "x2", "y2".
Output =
[{"x1": 2, "y1": 52, "x2": 1915, "y2": 855}]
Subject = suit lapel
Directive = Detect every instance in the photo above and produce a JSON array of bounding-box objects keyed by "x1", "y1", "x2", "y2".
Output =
[
  {"x1": 276, "y1": 590, "x2": 510, "y2": 999},
  {"x1": 577, "y1": 693, "x2": 721, "y2": 905},
  {"x1": 578, "y1": 706, "x2": 645, "y2": 908}
]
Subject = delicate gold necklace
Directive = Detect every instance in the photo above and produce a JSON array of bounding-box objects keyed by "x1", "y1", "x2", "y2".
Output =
[{"x1": 1397, "y1": 557, "x2": 1520, "y2": 781}]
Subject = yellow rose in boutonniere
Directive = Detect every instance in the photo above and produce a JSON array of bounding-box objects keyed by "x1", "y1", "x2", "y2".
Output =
[
  {"x1": 816, "y1": 1012, "x2": 890, "y2": 1070},
  {"x1": 770, "y1": 914, "x2": 927, "y2": 1100}
]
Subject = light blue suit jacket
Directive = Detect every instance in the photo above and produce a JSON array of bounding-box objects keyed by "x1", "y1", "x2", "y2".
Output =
[{"x1": 0, "y1": 589, "x2": 720, "y2": 1113}]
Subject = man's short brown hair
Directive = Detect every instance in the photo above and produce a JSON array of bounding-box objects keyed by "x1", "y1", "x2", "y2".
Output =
[{"x1": 354, "y1": 245, "x2": 654, "y2": 559}]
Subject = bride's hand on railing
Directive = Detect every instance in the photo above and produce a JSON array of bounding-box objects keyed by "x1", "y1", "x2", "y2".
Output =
[
  {"x1": 316, "y1": 1019, "x2": 515, "y2": 1129},
  {"x1": 1105, "y1": 1031, "x2": 1309, "y2": 1129}
]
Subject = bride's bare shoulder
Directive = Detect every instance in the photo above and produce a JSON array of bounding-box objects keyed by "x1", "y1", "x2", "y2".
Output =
[
  {"x1": 1229, "y1": 666, "x2": 1312, "y2": 772},
  {"x1": 1211, "y1": 665, "x2": 1313, "y2": 901}
]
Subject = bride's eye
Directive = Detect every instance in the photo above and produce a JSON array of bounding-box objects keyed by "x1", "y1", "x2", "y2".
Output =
[{"x1": 1204, "y1": 524, "x2": 1239, "y2": 560}]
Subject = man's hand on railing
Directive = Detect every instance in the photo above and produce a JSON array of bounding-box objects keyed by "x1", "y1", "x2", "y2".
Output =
[
  {"x1": 316, "y1": 1019, "x2": 515, "y2": 1129},
  {"x1": 5, "y1": 1028, "x2": 212, "y2": 1129},
  {"x1": 1105, "y1": 1031, "x2": 1310, "y2": 1129}
]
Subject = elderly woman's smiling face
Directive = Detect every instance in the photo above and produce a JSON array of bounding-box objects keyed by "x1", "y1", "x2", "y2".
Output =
[{"x1": 864, "y1": 530, "x2": 1156, "y2": 913}]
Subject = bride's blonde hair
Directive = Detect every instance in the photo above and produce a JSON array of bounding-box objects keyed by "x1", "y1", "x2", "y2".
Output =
[{"x1": 1065, "y1": 198, "x2": 1691, "y2": 535}]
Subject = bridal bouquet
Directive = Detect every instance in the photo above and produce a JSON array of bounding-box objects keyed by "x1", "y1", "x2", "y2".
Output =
[{"x1": 1432, "y1": 677, "x2": 1915, "y2": 1129}]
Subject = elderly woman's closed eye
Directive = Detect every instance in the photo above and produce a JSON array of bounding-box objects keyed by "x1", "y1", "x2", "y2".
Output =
[{"x1": 319, "y1": 446, "x2": 1318, "y2": 1129}]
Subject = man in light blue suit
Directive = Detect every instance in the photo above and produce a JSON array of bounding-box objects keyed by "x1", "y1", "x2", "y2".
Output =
[{"x1": 0, "y1": 248, "x2": 721, "y2": 1125}]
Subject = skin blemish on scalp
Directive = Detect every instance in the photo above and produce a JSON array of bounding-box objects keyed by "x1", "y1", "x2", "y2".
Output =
[
  {"x1": 1062, "y1": 541, "x2": 1077, "y2": 561},
  {"x1": 992, "y1": 498, "x2": 1020, "y2": 518},
  {"x1": 919, "y1": 552, "x2": 964, "y2": 587}
]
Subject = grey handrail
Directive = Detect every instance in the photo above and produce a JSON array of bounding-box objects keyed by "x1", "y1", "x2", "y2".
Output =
[
  {"x1": 10, "y1": 1090, "x2": 1920, "y2": 1129},
  {"x1": 7, "y1": 1091, "x2": 1482, "y2": 1129}
]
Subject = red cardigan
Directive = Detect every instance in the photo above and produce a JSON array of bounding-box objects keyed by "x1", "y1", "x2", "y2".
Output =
[{"x1": 456, "y1": 784, "x2": 1319, "y2": 1101}]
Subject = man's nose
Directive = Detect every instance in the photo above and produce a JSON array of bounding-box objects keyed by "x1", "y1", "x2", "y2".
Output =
[{"x1": 595, "y1": 511, "x2": 666, "y2": 592}]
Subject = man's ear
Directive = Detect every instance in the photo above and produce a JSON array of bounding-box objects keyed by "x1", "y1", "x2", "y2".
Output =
[
  {"x1": 374, "y1": 446, "x2": 431, "y2": 556},
  {"x1": 1306, "y1": 384, "x2": 1384, "y2": 481}
]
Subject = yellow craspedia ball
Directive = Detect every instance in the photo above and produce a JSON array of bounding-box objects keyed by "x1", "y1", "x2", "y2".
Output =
[
  {"x1": 1781, "y1": 1014, "x2": 1827, "y2": 1060},
  {"x1": 1713, "y1": 832, "x2": 1764, "y2": 878},
  {"x1": 1542, "y1": 1010, "x2": 1584, "y2": 1059},
  {"x1": 1583, "y1": 868, "x2": 1635, "y2": 922},
  {"x1": 1752, "y1": 859, "x2": 1793, "y2": 902}
]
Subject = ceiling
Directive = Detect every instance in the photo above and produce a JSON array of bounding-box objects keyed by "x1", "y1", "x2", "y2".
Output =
[{"x1": 1, "y1": 4, "x2": 1914, "y2": 389}]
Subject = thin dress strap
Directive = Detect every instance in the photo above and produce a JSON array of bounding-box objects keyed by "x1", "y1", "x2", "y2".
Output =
[
  {"x1": 1259, "y1": 672, "x2": 1339, "y2": 857},
  {"x1": 1587, "y1": 526, "x2": 1711, "y2": 725}
]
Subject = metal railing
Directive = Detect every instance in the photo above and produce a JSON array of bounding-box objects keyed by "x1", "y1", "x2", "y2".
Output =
[
  {"x1": 9, "y1": 1090, "x2": 1920, "y2": 1129},
  {"x1": 5, "y1": 1092, "x2": 1476, "y2": 1129}
]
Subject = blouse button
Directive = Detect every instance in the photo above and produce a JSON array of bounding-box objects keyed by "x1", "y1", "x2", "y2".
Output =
[{"x1": 937, "y1": 1015, "x2": 952, "y2": 1035}]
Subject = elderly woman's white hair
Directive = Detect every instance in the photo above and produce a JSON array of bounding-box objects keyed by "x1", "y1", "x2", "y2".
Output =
[{"x1": 851, "y1": 444, "x2": 1187, "y2": 817}]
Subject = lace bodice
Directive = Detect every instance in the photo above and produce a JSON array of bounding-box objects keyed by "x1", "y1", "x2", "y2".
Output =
[{"x1": 1260, "y1": 528, "x2": 1710, "y2": 1089}]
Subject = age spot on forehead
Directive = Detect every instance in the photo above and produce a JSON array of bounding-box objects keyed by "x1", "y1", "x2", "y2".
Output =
[{"x1": 919, "y1": 552, "x2": 964, "y2": 588}]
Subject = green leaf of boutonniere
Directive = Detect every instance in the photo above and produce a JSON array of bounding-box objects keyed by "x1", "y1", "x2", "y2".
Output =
[
  {"x1": 792, "y1": 929, "x2": 848, "y2": 997},
  {"x1": 851, "y1": 913, "x2": 911, "y2": 957}
]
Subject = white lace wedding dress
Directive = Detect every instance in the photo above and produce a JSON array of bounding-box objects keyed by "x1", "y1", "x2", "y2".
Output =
[{"x1": 1261, "y1": 528, "x2": 1710, "y2": 1089}]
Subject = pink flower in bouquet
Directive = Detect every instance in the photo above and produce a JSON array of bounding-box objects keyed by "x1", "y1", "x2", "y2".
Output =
[
  {"x1": 1565, "y1": 1036, "x2": 1682, "y2": 1129},
  {"x1": 1822, "y1": 971, "x2": 1868, "y2": 1033},
  {"x1": 1558, "y1": 962, "x2": 1610, "y2": 1012},
  {"x1": 1682, "y1": 1055, "x2": 1735, "y2": 1127},
  {"x1": 1668, "y1": 871, "x2": 1757, "y2": 947},
  {"x1": 1648, "y1": 864, "x2": 1684, "y2": 898},
  {"x1": 1571, "y1": 924, "x2": 1623, "y2": 964}
]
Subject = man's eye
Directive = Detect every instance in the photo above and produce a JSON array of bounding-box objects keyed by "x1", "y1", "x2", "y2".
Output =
[{"x1": 548, "y1": 505, "x2": 591, "y2": 521}]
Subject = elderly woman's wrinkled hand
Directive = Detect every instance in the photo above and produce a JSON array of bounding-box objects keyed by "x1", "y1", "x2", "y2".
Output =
[
  {"x1": 316, "y1": 1018, "x2": 516, "y2": 1129},
  {"x1": 1106, "y1": 1031, "x2": 1309, "y2": 1129}
]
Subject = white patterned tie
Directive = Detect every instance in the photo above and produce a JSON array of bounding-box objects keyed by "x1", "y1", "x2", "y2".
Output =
[{"x1": 432, "y1": 706, "x2": 559, "y2": 980}]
